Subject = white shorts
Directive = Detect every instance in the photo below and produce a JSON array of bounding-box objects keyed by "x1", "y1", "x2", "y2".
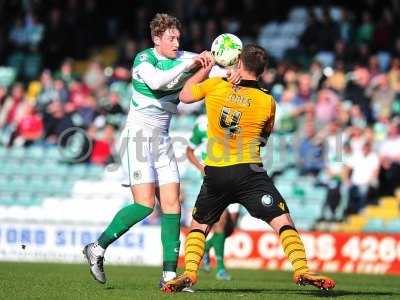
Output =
[
  {"x1": 227, "y1": 203, "x2": 240, "y2": 214},
  {"x1": 119, "y1": 127, "x2": 180, "y2": 186}
]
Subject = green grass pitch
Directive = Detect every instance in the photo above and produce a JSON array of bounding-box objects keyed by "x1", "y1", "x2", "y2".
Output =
[{"x1": 1, "y1": 262, "x2": 399, "y2": 300}]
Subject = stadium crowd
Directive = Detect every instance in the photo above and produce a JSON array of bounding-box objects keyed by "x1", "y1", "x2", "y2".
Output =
[{"x1": 0, "y1": 0, "x2": 400, "y2": 223}]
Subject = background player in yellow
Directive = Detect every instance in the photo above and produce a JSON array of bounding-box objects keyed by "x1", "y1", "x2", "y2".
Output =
[{"x1": 162, "y1": 45, "x2": 336, "y2": 293}]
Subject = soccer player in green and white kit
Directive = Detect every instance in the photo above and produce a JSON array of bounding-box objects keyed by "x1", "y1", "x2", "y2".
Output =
[
  {"x1": 186, "y1": 114, "x2": 241, "y2": 281},
  {"x1": 83, "y1": 13, "x2": 214, "y2": 289}
]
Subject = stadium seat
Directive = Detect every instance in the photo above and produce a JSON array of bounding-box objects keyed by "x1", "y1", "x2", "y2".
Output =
[
  {"x1": 86, "y1": 165, "x2": 104, "y2": 179},
  {"x1": 0, "y1": 192, "x2": 16, "y2": 206},
  {"x1": 329, "y1": 6, "x2": 342, "y2": 21},
  {"x1": 385, "y1": 219, "x2": 400, "y2": 232},
  {"x1": 69, "y1": 164, "x2": 89, "y2": 179},
  {"x1": 363, "y1": 219, "x2": 385, "y2": 232},
  {"x1": 0, "y1": 66, "x2": 17, "y2": 87},
  {"x1": 44, "y1": 147, "x2": 62, "y2": 161},
  {"x1": 259, "y1": 22, "x2": 279, "y2": 38},
  {"x1": 0, "y1": 146, "x2": 7, "y2": 159},
  {"x1": 288, "y1": 7, "x2": 308, "y2": 22},
  {"x1": 26, "y1": 146, "x2": 46, "y2": 160},
  {"x1": 340, "y1": 215, "x2": 368, "y2": 232},
  {"x1": 8, "y1": 147, "x2": 26, "y2": 160}
]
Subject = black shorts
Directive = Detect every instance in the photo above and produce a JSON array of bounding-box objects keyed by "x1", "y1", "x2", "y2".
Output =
[{"x1": 192, "y1": 163, "x2": 289, "y2": 225}]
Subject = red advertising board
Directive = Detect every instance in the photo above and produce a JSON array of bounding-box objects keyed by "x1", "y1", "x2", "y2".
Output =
[{"x1": 179, "y1": 230, "x2": 400, "y2": 275}]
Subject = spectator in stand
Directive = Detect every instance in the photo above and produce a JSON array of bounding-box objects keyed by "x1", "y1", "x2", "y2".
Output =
[
  {"x1": 84, "y1": 60, "x2": 106, "y2": 95},
  {"x1": 13, "y1": 102, "x2": 43, "y2": 146},
  {"x1": 367, "y1": 55, "x2": 381, "y2": 79},
  {"x1": 378, "y1": 122, "x2": 400, "y2": 196},
  {"x1": 344, "y1": 142, "x2": 380, "y2": 215},
  {"x1": 54, "y1": 79, "x2": 69, "y2": 104},
  {"x1": 90, "y1": 125, "x2": 115, "y2": 165},
  {"x1": 356, "y1": 11, "x2": 374, "y2": 45},
  {"x1": 36, "y1": 70, "x2": 57, "y2": 110},
  {"x1": 326, "y1": 60, "x2": 346, "y2": 93},
  {"x1": 367, "y1": 74, "x2": 395, "y2": 120},
  {"x1": 275, "y1": 89, "x2": 302, "y2": 134},
  {"x1": 309, "y1": 60, "x2": 323, "y2": 90},
  {"x1": 344, "y1": 66, "x2": 373, "y2": 123},
  {"x1": 318, "y1": 142, "x2": 352, "y2": 222},
  {"x1": 349, "y1": 105, "x2": 367, "y2": 128},
  {"x1": 348, "y1": 126, "x2": 366, "y2": 155},
  {"x1": 43, "y1": 100, "x2": 73, "y2": 144},
  {"x1": 296, "y1": 73, "x2": 313, "y2": 103},
  {"x1": 0, "y1": 82, "x2": 25, "y2": 145},
  {"x1": 98, "y1": 91, "x2": 125, "y2": 130},
  {"x1": 0, "y1": 85, "x2": 7, "y2": 106},
  {"x1": 69, "y1": 79, "x2": 90, "y2": 108},
  {"x1": 338, "y1": 8, "x2": 355, "y2": 44},
  {"x1": 315, "y1": 88, "x2": 339, "y2": 126},
  {"x1": 298, "y1": 122, "x2": 324, "y2": 176},
  {"x1": 388, "y1": 58, "x2": 400, "y2": 93},
  {"x1": 54, "y1": 59, "x2": 78, "y2": 86},
  {"x1": 77, "y1": 94, "x2": 98, "y2": 128}
]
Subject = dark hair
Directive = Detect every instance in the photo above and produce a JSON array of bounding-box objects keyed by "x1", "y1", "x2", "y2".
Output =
[
  {"x1": 240, "y1": 44, "x2": 268, "y2": 77},
  {"x1": 150, "y1": 13, "x2": 182, "y2": 38}
]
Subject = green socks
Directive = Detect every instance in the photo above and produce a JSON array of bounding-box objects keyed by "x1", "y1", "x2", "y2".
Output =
[
  {"x1": 97, "y1": 203, "x2": 153, "y2": 249},
  {"x1": 213, "y1": 232, "x2": 226, "y2": 271},
  {"x1": 161, "y1": 213, "x2": 181, "y2": 272},
  {"x1": 97, "y1": 205, "x2": 182, "y2": 273},
  {"x1": 204, "y1": 232, "x2": 227, "y2": 271},
  {"x1": 205, "y1": 235, "x2": 215, "y2": 253}
]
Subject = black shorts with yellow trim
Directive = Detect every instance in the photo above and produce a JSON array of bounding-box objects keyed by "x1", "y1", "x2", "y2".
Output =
[{"x1": 192, "y1": 163, "x2": 289, "y2": 225}]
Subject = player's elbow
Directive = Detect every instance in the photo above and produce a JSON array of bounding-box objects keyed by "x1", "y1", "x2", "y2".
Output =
[
  {"x1": 179, "y1": 90, "x2": 193, "y2": 103},
  {"x1": 186, "y1": 146, "x2": 194, "y2": 155}
]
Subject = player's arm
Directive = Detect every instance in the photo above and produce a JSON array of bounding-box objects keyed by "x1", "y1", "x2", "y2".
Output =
[
  {"x1": 137, "y1": 61, "x2": 192, "y2": 90},
  {"x1": 179, "y1": 53, "x2": 215, "y2": 103},
  {"x1": 136, "y1": 52, "x2": 208, "y2": 90},
  {"x1": 260, "y1": 98, "x2": 276, "y2": 146},
  {"x1": 209, "y1": 64, "x2": 241, "y2": 84},
  {"x1": 186, "y1": 147, "x2": 205, "y2": 175}
]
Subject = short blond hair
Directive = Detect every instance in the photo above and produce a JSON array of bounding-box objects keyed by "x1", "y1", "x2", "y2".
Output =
[{"x1": 150, "y1": 13, "x2": 182, "y2": 38}]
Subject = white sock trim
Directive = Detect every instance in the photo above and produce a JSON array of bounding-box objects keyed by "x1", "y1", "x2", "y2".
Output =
[{"x1": 163, "y1": 271, "x2": 176, "y2": 281}]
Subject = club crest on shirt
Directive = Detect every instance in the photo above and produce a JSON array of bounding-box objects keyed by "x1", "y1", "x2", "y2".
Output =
[
  {"x1": 139, "y1": 54, "x2": 148, "y2": 62},
  {"x1": 261, "y1": 194, "x2": 273, "y2": 207},
  {"x1": 133, "y1": 170, "x2": 142, "y2": 180}
]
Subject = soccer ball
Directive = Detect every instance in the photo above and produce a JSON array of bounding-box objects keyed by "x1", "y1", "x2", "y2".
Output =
[{"x1": 211, "y1": 33, "x2": 243, "y2": 67}]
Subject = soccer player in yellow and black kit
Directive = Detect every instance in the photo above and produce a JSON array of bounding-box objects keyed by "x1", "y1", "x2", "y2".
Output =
[{"x1": 162, "y1": 45, "x2": 336, "y2": 293}]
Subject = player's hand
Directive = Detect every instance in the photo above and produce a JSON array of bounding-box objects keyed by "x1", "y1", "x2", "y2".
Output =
[
  {"x1": 199, "y1": 165, "x2": 205, "y2": 177},
  {"x1": 193, "y1": 51, "x2": 214, "y2": 69},
  {"x1": 227, "y1": 68, "x2": 241, "y2": 85}
]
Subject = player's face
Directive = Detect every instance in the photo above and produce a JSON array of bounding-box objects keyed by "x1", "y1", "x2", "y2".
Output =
[{"x1": 154, "y1": 28, "x2": 180, "y2": 59}]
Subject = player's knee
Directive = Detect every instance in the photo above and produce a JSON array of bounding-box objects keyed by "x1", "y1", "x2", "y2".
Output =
[
  {"x1": 213, "y1": 221, "x2": 225, "y2": 232},
  {"x1": 160, "y1": 196, "x2": 181, "y2": 213}
]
